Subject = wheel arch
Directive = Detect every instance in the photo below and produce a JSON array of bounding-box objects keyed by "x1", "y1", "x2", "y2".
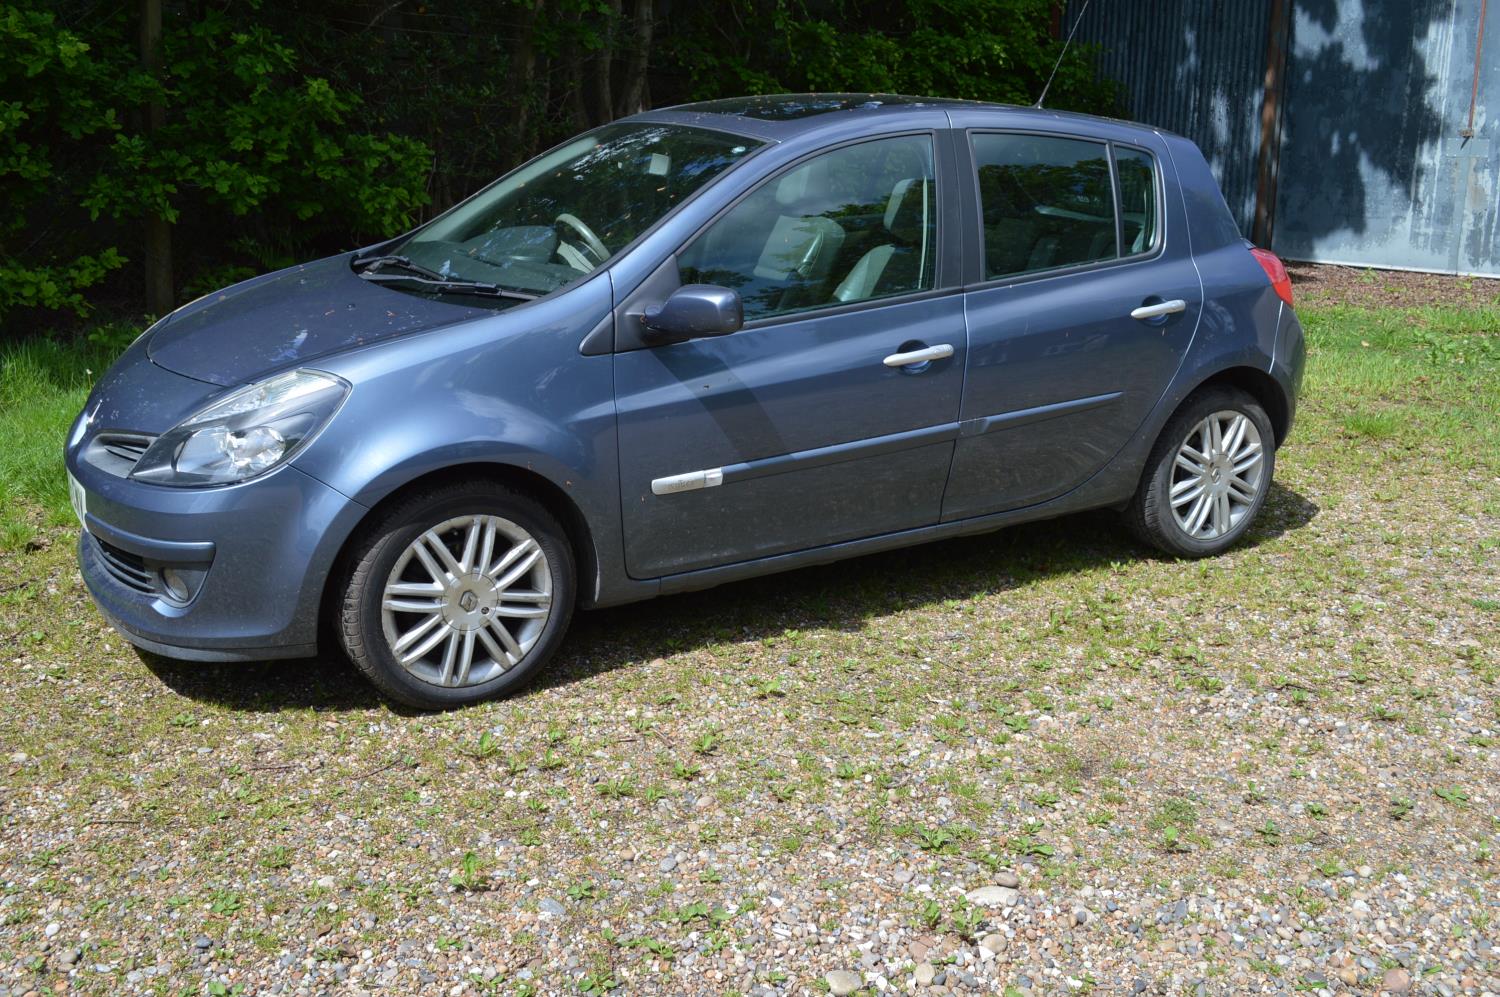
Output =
[
  {"x1": 1181, "y1": 364, "x2": 1291, "y2": 447},
  {"x1": 319, "y1": 461, "x2": 602, "y2": 626}
]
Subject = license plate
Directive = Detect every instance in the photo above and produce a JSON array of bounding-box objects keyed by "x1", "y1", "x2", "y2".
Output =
[{"x1": 68, "y1": 472, "x2": 88, "y2": 532}]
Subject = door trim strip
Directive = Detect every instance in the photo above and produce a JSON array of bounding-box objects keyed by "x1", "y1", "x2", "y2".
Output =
[
  {"x1": 649, "y1": 394, "x2": 1123, "y2": 497},
  {"x1": 959, "y1": 391, "x2": 1123, "y2": 438},
  {"x1": 651, "y1": 468, "x2": 725, "y2": 495},
  {"x1": 651, "y1": 422, "x2": 959, "y2": 496}
]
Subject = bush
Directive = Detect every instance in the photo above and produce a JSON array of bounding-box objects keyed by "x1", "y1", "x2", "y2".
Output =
[
  {"x1": 1, "y1": 1, "x2": 1115, "y2": 336},
  {"x1": 659, "y1": 0, "x2": 1117, "y2": 111},
  {"x1": 0, "y1": 3, "x2": 432, "y2": 334}
]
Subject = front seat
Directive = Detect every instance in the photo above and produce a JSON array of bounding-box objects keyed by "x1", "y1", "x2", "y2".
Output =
[
  {"x1": 752, "y1": 158, "x2": 846, "y2": 311},
  {"x1": 833, "y1": 177, "x2": 933, "y2": 303}
]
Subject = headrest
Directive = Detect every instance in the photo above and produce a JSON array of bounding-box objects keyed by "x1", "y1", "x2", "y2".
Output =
[
  {"x1": 884, "y1": 177, "x2": 931, "y2": 244},
  {"x1": 774, "y1": 156, "x2": 829, "y2": 209}
]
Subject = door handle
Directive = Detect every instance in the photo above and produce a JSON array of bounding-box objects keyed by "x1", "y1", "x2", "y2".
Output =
[
  {"x1": 1130, "y1": 299, "x2": 1187, "y2": 320},
  {"x1": 883, "y1": 344, "x2": 954, "y2": 367}
]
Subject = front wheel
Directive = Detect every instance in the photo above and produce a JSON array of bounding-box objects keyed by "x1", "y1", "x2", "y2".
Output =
[
  {"x1": 337, "y1": 481, "x2": 575, "y2": 708},
  {"x1": 1125, "y1": 387, "x2": 1275, "y2": 557}
]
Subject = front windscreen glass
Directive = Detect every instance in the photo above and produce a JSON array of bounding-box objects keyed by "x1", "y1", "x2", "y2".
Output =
[{"x1": 382, "y1": 123, "x2": 761, "y2": 298}]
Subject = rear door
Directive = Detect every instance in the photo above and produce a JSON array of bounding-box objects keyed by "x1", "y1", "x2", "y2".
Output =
[
  {"x1": 942, "y1": 126, "x2": 1204, "y2": 520},
  {"x1": 613, "y1": 132, "x2": 966, "y2": 577}
]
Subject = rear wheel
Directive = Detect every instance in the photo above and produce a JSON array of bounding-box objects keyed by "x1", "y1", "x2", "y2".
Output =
[
  {"x1": 1126, "y1": 387, "x2": 1274, "y2": 557},
  {"x1": 337, "y1": 481, "x2": 574, "y2": 708}
]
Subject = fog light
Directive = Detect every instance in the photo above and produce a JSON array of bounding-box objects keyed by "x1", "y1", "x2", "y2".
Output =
[{"x1": 160, "y1": 567, "x2": 191, "y2": 603}]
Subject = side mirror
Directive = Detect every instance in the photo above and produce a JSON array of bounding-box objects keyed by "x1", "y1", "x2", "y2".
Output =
[{"x1": 642, "y1": 284, "x2": 743, "y2": 341}]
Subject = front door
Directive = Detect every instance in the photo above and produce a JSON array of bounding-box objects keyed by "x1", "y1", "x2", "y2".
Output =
[
  {"x1": 613, "y1": 133, "x2": 966, "y2": 577},
  {"x1": 942, "y1": 130, "x2": 1204, "y2": 520}
]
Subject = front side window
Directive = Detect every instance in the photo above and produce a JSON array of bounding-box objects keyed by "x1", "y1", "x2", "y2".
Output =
[
  {"x1": 680, "y1": 135, "x2": 937, "y2": 322},
  {"x1": 391, "y1": 124, "x2": 761, "y2": 297},
  {"x1": 973, "y1": 133, "x2": 1122, "y2": 280}
]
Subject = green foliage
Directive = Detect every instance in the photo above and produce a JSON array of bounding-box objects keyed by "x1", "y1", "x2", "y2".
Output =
[
  {"x1": 0, "y1": 2, "x2": 430, "y2": 331},
  {"x1": 78, "y1": 12, "x2": 431, "y2": 234},
  {"x1": 0, "y1": 6, "x2": 131, "y2": 319},
  {"x1": 1, "y1": 1, "x2": 1113, "y2": 332},
  {"x1": 662, "y1": 0, "x2": 1117, "y2": 112}
]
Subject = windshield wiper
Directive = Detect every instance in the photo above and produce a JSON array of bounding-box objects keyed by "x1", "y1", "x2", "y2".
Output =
[
  {"x1": 356, "y1": 262, "x2": 538, "y2": 301},
  {"x1": 352, "y1": 254, "x2": 450, "y2": 280}
]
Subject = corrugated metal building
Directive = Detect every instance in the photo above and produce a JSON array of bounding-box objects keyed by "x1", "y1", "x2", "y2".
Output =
[{"x1": 1069, "y1": 0, "x2": 1498, "y2": 276}]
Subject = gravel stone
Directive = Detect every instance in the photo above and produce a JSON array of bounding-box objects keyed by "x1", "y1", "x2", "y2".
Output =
[
  {"x1": 965, "y1": 885, "x2": 1018, "y2": 907},
  {"x1": 3, "y1": 321, "x2": 1497, "y2": 997},
  {"x1": 825, "y1": 969, "x2": 862, "y2": 995},
  {"x1": 1381, "y1": 967, "x2": 1412, "y2": 993}
]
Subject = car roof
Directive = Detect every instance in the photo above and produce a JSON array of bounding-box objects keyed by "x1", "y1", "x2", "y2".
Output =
[{"x1": 631, "y1": 92, "x2": 1164, "y2": 144}]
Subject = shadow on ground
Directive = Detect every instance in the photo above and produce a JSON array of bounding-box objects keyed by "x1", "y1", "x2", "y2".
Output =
[{"x1": 142, "y1": 482, "x2": 1318, "y2": 712}]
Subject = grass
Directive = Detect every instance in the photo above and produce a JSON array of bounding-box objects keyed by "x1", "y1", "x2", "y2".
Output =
[
  {"x1": 0, "y1": 338, "x2": 120, "y2": 549},
  {"x1": 1300, "y1": 305, "x2": 1500, "y2": 462},
  {"x1": 0, "y1": 303, "x2": 1496, "y2": 994}
]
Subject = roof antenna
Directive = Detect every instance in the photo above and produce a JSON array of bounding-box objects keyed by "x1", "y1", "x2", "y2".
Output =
[{"x1": 1035, "y1": 0, "x2": 1092, "y2": 109}]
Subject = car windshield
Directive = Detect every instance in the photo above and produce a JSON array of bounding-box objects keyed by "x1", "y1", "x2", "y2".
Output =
[{"x1": 383, "y1": 123, "x2": 762, "y2": 298}]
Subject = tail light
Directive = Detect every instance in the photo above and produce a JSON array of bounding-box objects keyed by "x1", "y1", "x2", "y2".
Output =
[{"x1": 1250, "y1": 247, "x2": 1294, "y2": 307}]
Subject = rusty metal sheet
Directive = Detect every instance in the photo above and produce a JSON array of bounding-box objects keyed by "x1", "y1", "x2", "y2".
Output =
[
  {"x1": 1069, "y1": 0, "x2": 1272, "y2": 234},
  {"x1": 1273, "y1": 0, "x2": 1498, "y2": 276}
]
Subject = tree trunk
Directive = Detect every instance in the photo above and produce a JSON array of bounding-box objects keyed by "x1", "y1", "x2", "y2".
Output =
[
  {"x1": 563, "y1": 7, "x2": 590, "y2": 131},
  {"x1": 592, "y1": 0, "x2": 621, "y2": 124},
  {"x1": 510, "y1": 0, "x2": 545, "y2": 157},
  {"x1": 140, "y1": 0, "x2": 172, "y2": 314},
  {"x1": 616, "y1": 0, "x2": 655, "y2": 117}
]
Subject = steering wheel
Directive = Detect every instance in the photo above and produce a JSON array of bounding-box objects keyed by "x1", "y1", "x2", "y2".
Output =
[{"x1": 554, "y1": 213, "x2": 610, "y2": 271}]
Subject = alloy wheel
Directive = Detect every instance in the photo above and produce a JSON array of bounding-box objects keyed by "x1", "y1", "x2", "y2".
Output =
[
  {"x1": 379, "y1": 514, "x2": 552, "y2": 687},
  {"x1": 1168, "y1": 410, "x2": 1265, "y2": 541}
]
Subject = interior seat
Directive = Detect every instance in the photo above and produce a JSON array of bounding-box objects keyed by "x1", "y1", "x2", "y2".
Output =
[
  {"x1": 832, "y1": 177, "x2": 932, "y2": 303},
  {"x1": 751, "y1": 159, "x2": 846, "y2": 312}
]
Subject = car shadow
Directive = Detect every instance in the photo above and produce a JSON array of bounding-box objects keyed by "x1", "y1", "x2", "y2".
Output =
[{"x1": 143, "y1": 481, "x2": 1318, "y2": 712}]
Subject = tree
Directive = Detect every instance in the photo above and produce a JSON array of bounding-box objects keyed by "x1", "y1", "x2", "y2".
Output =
[
  {"x1": 0, "y1": 3, "x2": 431, "y2": 333},
  {"x1": 1, "y1": 0, "x2": 1115, "y2": 333}
]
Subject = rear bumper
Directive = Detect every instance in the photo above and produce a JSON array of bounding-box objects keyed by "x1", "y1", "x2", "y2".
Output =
[{"x1": 1274, "y1": 306, "x2": 1306, "y2": 443}]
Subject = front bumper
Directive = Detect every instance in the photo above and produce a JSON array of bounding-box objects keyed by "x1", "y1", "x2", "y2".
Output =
[{"x1": 70, "y1": 454, "x2": 367, "y2": 662}]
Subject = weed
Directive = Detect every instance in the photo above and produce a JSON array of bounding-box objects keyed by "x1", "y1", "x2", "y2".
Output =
[{"x1": 450, "y1": 852, "x2": 484, "y2": 892}]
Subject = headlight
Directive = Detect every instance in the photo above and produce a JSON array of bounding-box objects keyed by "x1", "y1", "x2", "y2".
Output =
[{"x1": 131, "y1": 369, "x2": 349, "y2": 486}]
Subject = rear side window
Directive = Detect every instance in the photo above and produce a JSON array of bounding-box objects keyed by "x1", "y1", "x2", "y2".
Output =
[{"x1": 972, "y1": 134, "x2": 1159, "y2": 281}]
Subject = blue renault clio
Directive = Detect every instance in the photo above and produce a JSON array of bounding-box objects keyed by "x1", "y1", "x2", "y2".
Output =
[{"x1": 66, "y1": 94, "x2": 1305, "y2": 707}]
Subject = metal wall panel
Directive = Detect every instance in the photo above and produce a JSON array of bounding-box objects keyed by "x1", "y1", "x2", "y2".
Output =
[
  {"x1": 1273, "y1": 0, "x2": 1498, "y2": 276},
  {"x1": 1068, "y1": 0, "x2": 1272, "y2": 234},
  {"x1": 1068, "y1": 0, "x2": 1498, "y2": 276}
]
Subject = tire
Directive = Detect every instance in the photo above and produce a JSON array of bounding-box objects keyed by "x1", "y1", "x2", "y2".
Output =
[
  {"x1": 336, "y1": 480, "x2": 575, "y2": 708},
  {"x1": 1125, "y1": 386, "x2": 1276, "y2": 558}
]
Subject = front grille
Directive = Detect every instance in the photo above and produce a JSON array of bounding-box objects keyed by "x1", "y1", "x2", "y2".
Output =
[
  {"x1": 94, "y1": 536, "x2": 157, "y2": 596},
  {"x1": 97, "y1": 433, "x2": 154, "y2": 465},
  {"x1": 84, "y1": 432, "x2": 158, "y2": 477}
]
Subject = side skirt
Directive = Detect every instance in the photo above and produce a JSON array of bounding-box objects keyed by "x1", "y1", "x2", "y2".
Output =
[{"x1": 654, "y1": 478, "x2": 1132, "y2": 597}]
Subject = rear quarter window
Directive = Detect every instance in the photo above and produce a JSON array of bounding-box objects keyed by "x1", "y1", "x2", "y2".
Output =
[{"x1": 1114, "y1": 146, "x2": 1159, "y2": 254}]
